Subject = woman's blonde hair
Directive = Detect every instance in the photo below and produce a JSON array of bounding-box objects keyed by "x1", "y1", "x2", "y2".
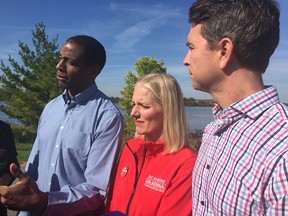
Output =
[{"x1": 136, "y1": 73, "x2": 189, "y2": 153}]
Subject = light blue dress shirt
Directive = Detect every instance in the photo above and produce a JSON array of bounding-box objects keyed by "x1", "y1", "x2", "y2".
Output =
[{"x1": 18, "y1": 82, "x2": 124, "y2": 216}]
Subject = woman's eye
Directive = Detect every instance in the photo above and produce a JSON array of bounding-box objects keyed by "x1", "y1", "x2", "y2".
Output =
[{"x1": 141, "y1": 104, "x2": 150, "y2": 109}]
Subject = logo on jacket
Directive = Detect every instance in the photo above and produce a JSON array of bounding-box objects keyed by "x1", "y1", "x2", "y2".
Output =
[
  {"x1": 144, "y1": 175, "x2": 166, "y2": 193},
  {"x1": 121, "y1": 167, "x2": 128, "y2": 178}
]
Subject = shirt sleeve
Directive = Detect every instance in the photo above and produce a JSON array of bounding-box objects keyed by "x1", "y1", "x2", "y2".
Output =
[
  {"x1": 45, "y1": 111, "x2": 123, "y2": 215},
  {"x1": 265, "y1": 155, "x2": 288, "y2": 215},
  {"x1": 156, "y1": 156, "x2": 196, "y2": 216}
]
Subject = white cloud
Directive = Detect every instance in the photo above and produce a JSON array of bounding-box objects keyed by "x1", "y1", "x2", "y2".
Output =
[
  {"x1": 104, "y1": 3, "x2": 183, "y2": 53},
  {"x1": 109, "y1": 2, "x2": 118, "y2": 11},
  {"x1": 113, "y1": 19, "x2": 157, "y2": 52}
]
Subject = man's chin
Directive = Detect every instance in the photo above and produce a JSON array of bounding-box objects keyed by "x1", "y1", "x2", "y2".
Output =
[
  {"x1": 192, "y1": 83, "x2": 200, "y2": 91},
  {"x1": 58, "y1": 81, "x2": 67, "y2": 89},
  {"x1": 192, "y1": 83, "x2": 208, "y2": 93}
]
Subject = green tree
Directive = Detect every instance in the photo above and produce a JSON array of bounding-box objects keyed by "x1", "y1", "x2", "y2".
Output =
[
  {"x1": 119, "y1": 56, "x2": 167, "y2": 140},
  {"x1": 0, "y1": 22, "x2": 61, "y2": 142}
]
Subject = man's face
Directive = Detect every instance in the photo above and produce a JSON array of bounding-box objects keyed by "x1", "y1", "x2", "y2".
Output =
[
  {"x1": 56, "y1": 42, "x2": 95, "y2": 97},
  {"x1": 183, "y1": 24, "x2": 222, "y2": 93}
]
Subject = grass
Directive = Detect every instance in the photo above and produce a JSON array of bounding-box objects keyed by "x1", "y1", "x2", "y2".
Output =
[{"x1": 16, "y1": 143, "x2": 33, "y2": 162}]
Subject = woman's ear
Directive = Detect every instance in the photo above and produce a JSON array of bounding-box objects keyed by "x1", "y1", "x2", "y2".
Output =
[{"x1": 219, "y1": 38, "x2": 234, "y2": 69}]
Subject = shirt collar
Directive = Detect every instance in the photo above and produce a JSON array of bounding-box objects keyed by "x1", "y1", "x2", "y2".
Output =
[
  {"x1": 62, "y1": 82, "x2": 98, "y2": 107},
  {"x1": 212, "y1": 86, "x2": 279, "y2": 133}
]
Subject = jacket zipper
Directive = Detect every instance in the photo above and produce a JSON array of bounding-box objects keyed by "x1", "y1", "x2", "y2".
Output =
[{"x1": 126, "y1": 145, "x2": 147, "y2": 215}]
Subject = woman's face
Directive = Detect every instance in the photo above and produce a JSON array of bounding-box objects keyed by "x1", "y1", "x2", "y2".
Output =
[{"x1": 130, "y1": 84, "x2": 164, "y2": 142}]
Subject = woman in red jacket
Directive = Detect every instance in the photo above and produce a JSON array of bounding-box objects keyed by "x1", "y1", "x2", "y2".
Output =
[{"x1": 106, "y1": 73, "x2": 197, "y2": 216}]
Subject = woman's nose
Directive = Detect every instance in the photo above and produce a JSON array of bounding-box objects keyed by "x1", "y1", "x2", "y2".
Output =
[{"x1": 130, "y1": 106, "x2": 139, "y2": 117}]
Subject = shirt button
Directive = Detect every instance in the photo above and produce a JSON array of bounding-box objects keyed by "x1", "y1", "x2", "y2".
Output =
[
  {"x1": 200, "y1": 201, "x2": 205, "y2": 206},
  {"x1": 206, "y1": 165, "x2": 210, "y2": 169},
  {"x1": 51, "y1": 163, "x2": 55, "y2": 167},
  {"x1": 55, "y1": 145, "x2": 59, "y2": 148}
]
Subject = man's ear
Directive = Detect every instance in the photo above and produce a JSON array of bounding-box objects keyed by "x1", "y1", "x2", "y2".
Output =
[
  {"x1": 90, "y1": 65, "x2": 101, "y2": 78},
  {"x1": 218, "y1": 38, "x2": 234, "y2": 69}
]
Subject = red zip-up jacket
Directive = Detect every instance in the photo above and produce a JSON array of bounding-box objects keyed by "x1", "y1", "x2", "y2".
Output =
[{"x1": 106, "y1": 137, "x2": 197, "y2": 216}]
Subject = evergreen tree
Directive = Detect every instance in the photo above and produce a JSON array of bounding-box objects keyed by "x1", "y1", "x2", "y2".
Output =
[
  {"x1": 119, "y1": 56, "x2": 166, "y2": 140},
  {"x1": 0, "y1": 22, "x2": 61, "y2": 142}
]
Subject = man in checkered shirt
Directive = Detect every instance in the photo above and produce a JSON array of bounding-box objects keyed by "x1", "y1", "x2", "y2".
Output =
[{"x1": 183, "y1": 0, "x2": 288, "y2": 215}]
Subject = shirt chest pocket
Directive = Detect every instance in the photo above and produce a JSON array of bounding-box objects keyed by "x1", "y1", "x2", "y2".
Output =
[{"x1": 61, "y1": 125, "x2": 92, "y2": 161}]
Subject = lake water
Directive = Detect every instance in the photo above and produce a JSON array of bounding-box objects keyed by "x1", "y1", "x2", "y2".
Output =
[
  {"x1": 185, "y1": 106, "x2": 214, "y2": 132},
  {"x1": 117, "y1": 105, "x2": 214, "y2": 132},
  {"x1": 0, "y1": 101, "x2": 214, "y2": 131},
  {"x1": 0, "y1": 101, "x2": 20, "y2": 124}
]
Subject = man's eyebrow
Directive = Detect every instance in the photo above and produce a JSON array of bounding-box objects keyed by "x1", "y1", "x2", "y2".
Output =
[{"x1": 186, "y1": 42, "x2": 194, "y2": 47}]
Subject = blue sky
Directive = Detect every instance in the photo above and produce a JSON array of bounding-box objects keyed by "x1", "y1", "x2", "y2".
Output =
[{"x1": 1, "y1": 0, "x2": 287, "y2": 102}]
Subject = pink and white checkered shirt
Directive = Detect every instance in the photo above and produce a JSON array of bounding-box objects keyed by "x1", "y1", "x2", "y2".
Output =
[{"x1": 192, "y1": 86, "x2": 288, "y2": 215}]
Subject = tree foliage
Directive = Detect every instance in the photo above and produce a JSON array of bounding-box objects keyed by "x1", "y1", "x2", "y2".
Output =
[
  {"x1": 0, "y1": 22, "x2": 62, "y2": 142},
  {"x1": 119, "y1": 56, "x2": 167, "y2": 139}
]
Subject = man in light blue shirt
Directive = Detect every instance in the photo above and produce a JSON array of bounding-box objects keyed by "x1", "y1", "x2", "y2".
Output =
[{"x1": 0, "y1": 35, "x2": 123, "y2": 215}]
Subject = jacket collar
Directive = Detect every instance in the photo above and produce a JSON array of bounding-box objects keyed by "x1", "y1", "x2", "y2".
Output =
[{"x1": 126, "y1": 137, "x2": 165, "y2": 157}]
